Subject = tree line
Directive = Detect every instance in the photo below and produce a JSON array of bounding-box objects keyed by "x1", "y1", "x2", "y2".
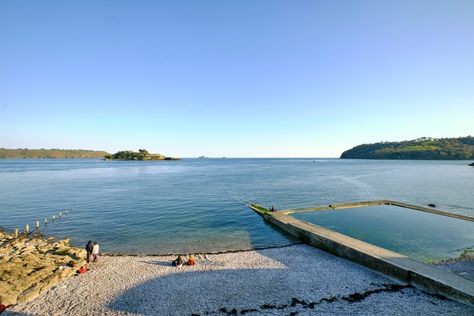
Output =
[{"x1": 340, "y1": 136, "x2": 474, "y2": 160}]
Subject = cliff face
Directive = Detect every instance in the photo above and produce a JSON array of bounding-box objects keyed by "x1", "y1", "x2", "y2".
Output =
[{"x1": 341, "y1": 136, "x2": 474, "y2": 160}]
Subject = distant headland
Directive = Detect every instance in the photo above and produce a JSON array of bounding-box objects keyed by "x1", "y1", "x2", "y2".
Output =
[
  {"x1": 340, "y1": 136, "x2": 474, "y2": 160},
  {"x1": 0, "y1": 148, "x2": 108, "y2": 159},
  {"x1": 0, "y1": 148, "x2": 180, "y2": 160},
  {"x1": 104, "y1": 149, "x2": 180, "y2": 161}
]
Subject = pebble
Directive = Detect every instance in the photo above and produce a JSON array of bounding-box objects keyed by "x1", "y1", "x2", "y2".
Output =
[{"x1": 5, "y1": 244, "x2": 474, "y2": 315}]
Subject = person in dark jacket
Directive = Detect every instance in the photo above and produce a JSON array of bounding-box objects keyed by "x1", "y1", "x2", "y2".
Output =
[
  {"x1": 172, "y1": 255, "x2": 184, "y2": 267},
  {"x1": 85, "y1": 240, "x2": 93, "y2": 263}
]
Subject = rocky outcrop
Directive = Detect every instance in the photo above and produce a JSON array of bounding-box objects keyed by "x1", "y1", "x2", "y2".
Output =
[
  {"x1": 469, "y1": 162, "x2": 474, "y2": 167},
  {"x1": 0, "y1": 232, "x2": 86, "y2": 306}
]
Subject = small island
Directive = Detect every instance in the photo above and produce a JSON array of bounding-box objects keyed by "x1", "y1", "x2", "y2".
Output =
[
  {"x1": 104, "y1": 149, "x2": 180, "y2": 161},
  {"x1": 341, "y1": 136, "x2": 474, "y2": 160}
]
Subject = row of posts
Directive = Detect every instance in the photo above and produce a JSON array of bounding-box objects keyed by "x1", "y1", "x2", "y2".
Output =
[{"x1": 14, "y1": 209, "x2": 71, "y2": 237}]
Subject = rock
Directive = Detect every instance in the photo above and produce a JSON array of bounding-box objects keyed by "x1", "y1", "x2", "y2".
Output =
[
  {"x1": 460, "y1": 249, "x2": 474, "y2": 260},
  {"x1": 10, "y1": 258, "x2": 23, "y2": 264},
  {"x1": 20, "y1": 244, "x2": 36, "y2": 254},
  {"x1": 24, "y1": 269, "x2": 54, "y2": 287},
  {"x1": 469, "y1": 162, "x2": 474, "y2": 167},
  {"x1": 54, "y1": 246, "x2": 71, "y2": 256},
  {"x1": 0, "y1": 290, "x2": 20, "y2": 306},
  {"x1": 1, "y1": 255, "x2": 11, "y2": 261},
  {"x1": 17, "y1": 285, "x2": 41, "y2": 303},
  {"x1": 58, "y1": 267, "x2": 75, "y2": 280},
  {"x1": 10, "y1": 278, "x2": 32, "y2": 293},
  {"x1": 0, "y1": 232, "x2": 86, "y2": 305},
  {"x1": 70, "y1": 248, "x2": 86, "y2": 259},
  {"x1": 38, "y1": 274, "x2": 60, "y2": 294},
  {"x1": 427, "y1": 204, "x2": 436, "y2": 208},
  {"x1": 0, "y1": 283, "x2": 14, "y2": 296}
]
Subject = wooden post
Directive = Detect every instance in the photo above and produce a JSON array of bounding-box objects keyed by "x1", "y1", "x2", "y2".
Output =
[
  {"x1": 15, "y1": 227, "x2": 18, "y2": 237},
  {"x1": 25, "y1": 224, "x2": 29, "y2": 234},
  {"x1": 45, "y1": 218, "x2": 48, "y2": 225},
  {"x1": 36, "y1": 221, "x2": 40, "y2": 229},
  {"x1": 59, "y1": 211, "x2": 62, "y2": 218},
  {"x1": 52, "y1": 214, "x2": 56, "y2": 221}
]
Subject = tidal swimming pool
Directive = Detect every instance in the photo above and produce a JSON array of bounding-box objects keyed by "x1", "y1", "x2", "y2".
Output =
[{"x1": 291, "y1": 204, "x2": 474, "y2": 262}]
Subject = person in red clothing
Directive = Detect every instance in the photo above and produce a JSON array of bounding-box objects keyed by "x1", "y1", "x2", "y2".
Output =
[
  {"x1": 77, "y1": 266, "x2": 88, "y2": 274},
  {"x1": 187, "y1": 254, "x2": 196, "y2": 266}
]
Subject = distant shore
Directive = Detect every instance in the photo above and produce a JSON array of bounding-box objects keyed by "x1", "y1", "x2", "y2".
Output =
[
  {"x1": 0, "y1": 148, "x2": 108, "y2": 159},
  {"x1": 341, "y1": 136, "x2": 474, "y2": 160},
  {"x1": 0, "y1": 148, "x2": 180, "y2": 160}
]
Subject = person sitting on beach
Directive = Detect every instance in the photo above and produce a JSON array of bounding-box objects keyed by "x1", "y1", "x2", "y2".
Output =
[
  {"x1": 172, "y1": 255, "x2": 184, "y2": 267},
  {"x1": 187, "y1": 254, "x2": 196, "y2": 266},
  {"x1": 92, "y1": 241, "x2": 100, "y2": 262},
  {"x1": 85, "y1": 240, "x2": 93, "y2": 263},
  {"x1": 77, "y1": 266, "x2": 88, "y2": 274}
]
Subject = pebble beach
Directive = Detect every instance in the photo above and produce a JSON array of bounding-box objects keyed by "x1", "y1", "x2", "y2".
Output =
[{"x1": 5, "y1": 244, "x2": 474, "y2": 315}]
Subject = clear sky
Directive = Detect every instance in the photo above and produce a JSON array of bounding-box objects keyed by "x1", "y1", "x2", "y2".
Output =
[{"x1": 1, "y1": 1, "x2": 473, "y2": 157}]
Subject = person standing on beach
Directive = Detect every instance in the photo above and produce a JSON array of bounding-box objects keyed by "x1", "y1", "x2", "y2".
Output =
[
  {"x1": 92, "y1": 241, "x2": 100, "y2": 262},
  {"x1": 85, "y1": 240, "x2": 93, "y2": 263}
]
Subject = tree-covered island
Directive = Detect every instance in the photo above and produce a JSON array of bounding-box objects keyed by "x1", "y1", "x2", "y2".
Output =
[
  {"x1": 341, "y1": 136, "x2": 474, "y2": 160},
  {"x1": 104, "y1": 149, "x2": 180, "y2": 161}
]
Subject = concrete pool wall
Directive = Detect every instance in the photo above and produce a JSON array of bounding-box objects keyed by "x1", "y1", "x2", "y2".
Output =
[
  {"x1": 281, "y1": 199, "x2": 474, "y2": 222},
  {"x1": 248, "y1": 201, "x2": 474, "y2": 306}
]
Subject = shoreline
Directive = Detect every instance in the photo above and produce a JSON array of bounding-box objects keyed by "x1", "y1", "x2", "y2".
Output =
[
  {"x1": 6, "y1": 244, "x2": 473, "y2": 315},
  {"x1": 2, "y1": 231, "x2": 473, "y2": 314},
  {"x1": 102, "y1": 242, "x2": 304, "y2": 257}
]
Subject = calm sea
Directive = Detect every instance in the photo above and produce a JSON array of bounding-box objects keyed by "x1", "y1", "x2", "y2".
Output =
[{"x1": 0, "y1": 158, "x2": 473, "y2": 259}]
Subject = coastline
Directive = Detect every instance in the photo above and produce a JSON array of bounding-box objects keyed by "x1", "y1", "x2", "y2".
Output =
[
  {"x1": 4, "y1": 243, "x2": 474, "y2": 315},
  {"x1": 102, "y1": 242, "x2": 304, "y2": 257}
]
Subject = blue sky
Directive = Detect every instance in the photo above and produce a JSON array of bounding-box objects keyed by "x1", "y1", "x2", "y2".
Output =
[{"x1": 1, "y1": 1, "x2": 473, "y2": 157}]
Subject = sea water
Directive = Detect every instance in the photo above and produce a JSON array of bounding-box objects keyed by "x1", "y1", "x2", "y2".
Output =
[{"x1": 0, "y1": 158, "x2": 473, "y2": 257}]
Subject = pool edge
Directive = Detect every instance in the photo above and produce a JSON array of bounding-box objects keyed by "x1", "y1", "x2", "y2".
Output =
[{"x1": 248, "y1": 202, "x2": 474, "y2": 306}]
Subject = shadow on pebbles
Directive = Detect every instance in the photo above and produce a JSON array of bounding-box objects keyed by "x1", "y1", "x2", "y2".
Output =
[{"x1": 6, "y1": 244, "x2": 474, "y2": 315}]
